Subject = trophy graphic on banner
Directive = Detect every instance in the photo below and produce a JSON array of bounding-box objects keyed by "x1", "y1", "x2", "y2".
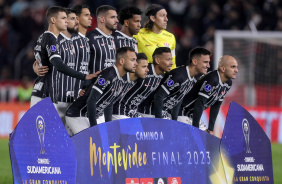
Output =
[
  {"x1": 242, "y1": 118, "x2": 251, "y2": 153},
  {"x1": 36, "y1": 116, "x2": 46, "y2": 154}
]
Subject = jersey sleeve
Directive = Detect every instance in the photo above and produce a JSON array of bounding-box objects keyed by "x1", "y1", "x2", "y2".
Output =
[
  {"x1": 45, "y1": 35, "x2": 61, "y2": 61},
  {"x1": 92, "y1": 70, "x2": 112, "y2": 94},
  {"x1": 160, "y1": 71, "x2": 182, "y2": 95},
  {"x1": 198, "y1": 75, "x2": 217, "y2": 99}
]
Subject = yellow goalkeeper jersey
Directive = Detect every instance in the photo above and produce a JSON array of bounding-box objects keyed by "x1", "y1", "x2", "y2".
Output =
[{"x1": 134, "y1": 28, "x2": 176, "y2": 69}]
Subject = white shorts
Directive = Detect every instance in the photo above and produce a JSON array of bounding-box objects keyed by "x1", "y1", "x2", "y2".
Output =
[
  {"x1": 177, "y1": 116, "x2": 207, "y2": 131},
  {"x1": 65, "y1": 116, "x2": 90, "y2": 135},
  {"x1": 112, "y1": 115, "x2": 130, "y2": 120},
  {"x1": 30, "y1": 96, "x2": 43, "y2": 107},
  {"x1": 139, "y1": 113, "x2": 155, "y2": 118},
  {"x1": 96, "y1": 115, "x2": 105, "y2": 124}
]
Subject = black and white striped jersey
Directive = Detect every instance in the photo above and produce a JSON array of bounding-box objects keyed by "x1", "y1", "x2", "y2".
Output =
[
  {"x1": 179, "y1": 70, "x2": 232, "y2": 117},
  {"x1": 112, "y1": 30, "x2": 138, "y2": 52},
  {"x1": 86, "y1": 28, "x2": 116, "y2": 73},
  {"x1": 55, "y1": 33, "x2": 76, "y2": 102},
  {"x1": 113, "y1": 64, "x2": 163, "y2": 117},
  {"x1": 113, "y1": 72, "x2": 137, "y2": 111},
  {"x1": 32, "y1": 31, "x2": 61, "y2": 102},
  {"x1": 72, "y1": 32, "x2": 90, "y2": 99},
  {"x1": 66, "y1": 65, "x2": 124, "y2": 118},
  {"x1": 155, "y1": 66, "x2": 198, "y2": 118}
]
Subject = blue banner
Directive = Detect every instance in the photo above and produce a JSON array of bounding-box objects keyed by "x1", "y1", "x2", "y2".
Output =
[
  {"x1": 9, "y1": 98, "x2": 77, "y2": 184},
  {"x1": 220, "y1": 102, "x2": 274, "y2": 183},
  {"x1": 71, "y1": 118, "x2": 227, "y2": 184}
]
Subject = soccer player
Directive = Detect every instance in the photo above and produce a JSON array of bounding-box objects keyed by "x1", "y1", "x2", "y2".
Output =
[
  {"x1": 87, "y1": 5, "x2": 118, "y2": 73},
  {"x1": 31, "y1": 6, "x2": 96, "y2": 107},
  {"x1": 178, "y1": 55, "x2": 238, "y2": 134},
  {"x1": 112, "y1": 47, "x2": 173, "y2": 118},
  {"x1": 154, "y1": 47, "x2": 211, "y2": 120},
  {"x1": 65, "y1": 47, "x2": 137, "y2": 134},
  {"x1": 71, "y1": 4, "x2": 92, "y2": 99},
  {"x1": 112, "y1": 53, "x2": 149, "y2": 120},
  {"x1": 112, "y1": 6, "x2": 142, "y2": 52},
  {"x1": 134, "y1": 4, "x2": 177, "y2": 69}
]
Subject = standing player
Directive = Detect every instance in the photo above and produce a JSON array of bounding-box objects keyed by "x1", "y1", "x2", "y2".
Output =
[
  {"x1": 112, "y1": 53, "x2": 149, "y2": 120},
  {"x1": 178, "y1": 55, "x2": 238, "y2": 134},
  {"x1": 134, "y1": 4, "x2": 177, "y2": 69},
  {"x1": 65, "y1": 47, "x2": 137, "y2": 134},
  {"x1": 72, "y1": 4, "x2": 92, "y2": 99},
  {"x1": 112, "y1": 47, "x2": 173, "y2": 118},
  {"x1": 112, "y1": 6, "x2": 142, "y2": 52},
  {"x1": 154, "y1": 47, "x2": 211, "y2": 120},
  {"x1": 87, "y1": 5, "x2": 118, "y2": 73},
  {"x1": 31, "y1": 6, "x2": 96, "y2": 107}
]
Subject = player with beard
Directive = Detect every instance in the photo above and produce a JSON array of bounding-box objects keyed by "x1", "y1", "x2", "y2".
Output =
[
  {"x1": 31, "y1": 6, "x2": 97, "y2": 107},
  {"x1": 112, "y1": 6, "x2": 142, "y2": 52},
  {"x1": 112, "y1": 53, "x2": 149, "y2": 120},
  {"x1": 65, "y1": 47, "x2": 137, "y2": 134},
  {"x1": 87, "y1": 5, "x2": 118, "y2": 73},
  {"x1": 178, "y1": 55, "x2": 238, "y2": 134},
  {"x1": 154, "y1": 47, "x2": 211, "y2": 120},
  {"x1": 112, "y1": 47, "x2": 173, "y2": 118}
]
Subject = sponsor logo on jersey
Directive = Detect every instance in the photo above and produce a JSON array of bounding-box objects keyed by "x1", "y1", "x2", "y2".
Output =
[
  {"x1": 167, "y1": 80, "x2": 174, "y2": 87},
  {"x1": 50, "y1": 45, "x2": 56, "y2": 52},
  {"x1": 98, "y1": 78, "x2": 105, "y2": 85},
  {"x1": 168, "y1": 177, "x2": 181, "y2": 184},
  {"x1": 140, "y1": 178, "x2": 153, "y2": 184},
  {"x1": 204, "y1": 84, "x2": 211, "y2": 92},
  {"x1": 126, "y1": 178, "x2": 139, "y2": 184},
  {"x1": 145, "y1": 44, "x2": 151, "y2": 47}
]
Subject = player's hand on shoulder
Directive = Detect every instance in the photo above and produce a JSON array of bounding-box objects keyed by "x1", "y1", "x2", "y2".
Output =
[{"x1": 85, "y1": 70, "x2": 102, "y2": 80}]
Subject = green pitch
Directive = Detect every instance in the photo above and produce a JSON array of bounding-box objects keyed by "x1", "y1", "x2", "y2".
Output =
[{"x1": 1, "y1": 139, "x2": 282, "y2": 183}]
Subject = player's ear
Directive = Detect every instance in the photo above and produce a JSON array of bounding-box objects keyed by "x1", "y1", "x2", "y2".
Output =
[
  {"x1": 120, "y1": 57, "x2": 125, "y2": 65},
  {"x1": 99, "y1": 16, "x2": 105, "y2": 23},
  {"x1": 219, "y1": 66, "x2": 225, "y2": 72},
  {"x1": 149, "y1": 15, "x2": 155, "y2": 23},
  {"x1": 50, "y1": 17, "x2": 56, "y2": 24},
  {"x1": 155, "y1": 56, "x2": 160, "y2": 65},
  {"x1": 192, "y1": 58, "x2": 197, "y2": 66},
  {"x1": 124, "y1": 20, "x2": 129, "y2": 27}
]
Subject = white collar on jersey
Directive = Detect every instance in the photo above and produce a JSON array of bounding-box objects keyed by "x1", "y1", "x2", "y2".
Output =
[
  {"x1": 60, "y1": 32, "x2": 71, "y2": 40},
  {"x1": 78, "y1": 32, "x2": 85, "y2": 38},
  {"x1": 217, "y1": 70, "x2": 223, "y2": 86},
  {"x1": 113, "y1": 65, "x2": 122, "y2": 80},
  {"x1": 186, "y1": 66, "x2": 194, "y2": 81},
  {"x1": 115, "y1": 30, "x2": 135, "y2": 40},
  {"x1": 45, "y1": 31, "x2": 58, "y2": 39},
  {"x1": 126, "y1": 72, "x2": 131, "y2": 82},
  {"x1": 152, "y1": 64, "x2": 162, "y2": 78},
  {"x1": 96, "y1": 28, "x2": 112, "y2": 38}
]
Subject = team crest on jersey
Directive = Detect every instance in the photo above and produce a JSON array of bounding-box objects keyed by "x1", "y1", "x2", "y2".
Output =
[
  {"x1": 205, "y1": 84, "x2": 211, "y2": 92},
  {"x1": 98, "y1": 78, "x2": 105, "y2": 85},
  {"x1": 163, "y1": 42, "x2": 170, "y2": 47},
  {"x1": 167, "y1": 80, "x2": 174, "y2": 87},
  {"x1": 50, "y1": 45, "x2": 57, "y2": 52}
]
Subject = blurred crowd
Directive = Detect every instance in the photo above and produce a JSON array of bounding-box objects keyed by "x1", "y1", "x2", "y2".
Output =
[{"x1": 0, "y1": 0, "x2": 282, "y2": 102}]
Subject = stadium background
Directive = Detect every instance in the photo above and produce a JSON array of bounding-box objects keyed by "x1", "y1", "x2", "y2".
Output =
[
  {"x1": 0, "y1": 0, "x2": 281, "y2": 139},
  {"x1": 0, "y1": 0, "x2": 282, "y2": 183}
]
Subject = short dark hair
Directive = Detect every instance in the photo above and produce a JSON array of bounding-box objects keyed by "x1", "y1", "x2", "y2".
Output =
[
  {"x1": 119, "y1": 6, "x2": 142, "y2": 25},
  {"x1": 136, "y1": 53, "x2": 147, "y2": 63},
  {"x1": 96, "y1": 5, "x2": 116, "y2": 17},
  {"x1": 72, "y1": 4, "x2": 89, "y2": 16},
  {"x1": 65, "y1": 8, "x2": 76, "y2": 16},
  {"x1": 152, "y1": 47, "x2": 171, "y2": 63},
  {"x1": 189, "y1": 47, "x2": 211, "y2": 64},
  {"x1": 144, "y1": 4, "x2": 164, "y2": 31},
  {"x1": 116, "y1": 47, "x2": 136, "y2": 60},
  {"x1": 46, "y1": 6, "x2": 66, "y2": 22}
]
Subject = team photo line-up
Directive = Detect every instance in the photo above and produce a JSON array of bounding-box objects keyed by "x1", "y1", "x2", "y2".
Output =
[{"x1": 31, "y1": 4, "x2": 239, "y2": 136}]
